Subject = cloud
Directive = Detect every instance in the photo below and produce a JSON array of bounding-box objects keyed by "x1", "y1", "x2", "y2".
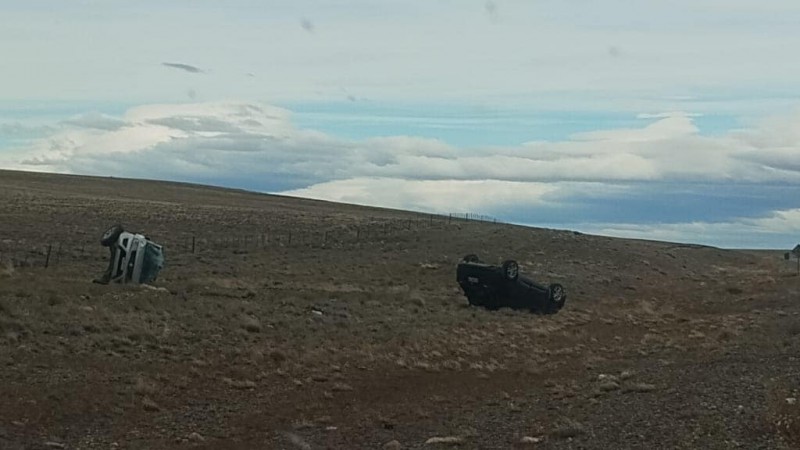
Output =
[
  {"x1": 3, "y1": 101, "x2": 800, "y2": 244},
  {"x1": 0, "y1": 122, "x2": 56, "y2": 137},
  {"x1": 284, "y1": 178, "x2": 561, "y2": 213},
  {"x1": 162, "y1": 62, "x2": 204, "y2": 73},
  {"x1": 579, "y1": 208, "x2": 800, "y2": 249},
  {"x1": 636, "y1": 112, "x2": 703, "y2": 119},
  {"x1": 9, "y1": 102, "x2": 800, "y2": 187},
  {"x1": 5, "y1": 0, "x2": 800, "y2": 115},
  {"x1": 484, "y1": 1, "x2": 499, "y2": 21},
  {"x1": 62, "y1": 112, "x2": 127, "y2": 131}
]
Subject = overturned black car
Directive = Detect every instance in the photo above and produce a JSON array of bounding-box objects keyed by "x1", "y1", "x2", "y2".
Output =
[{"x1": 456, "y1": 254, "x2": 566, "y2": 314}]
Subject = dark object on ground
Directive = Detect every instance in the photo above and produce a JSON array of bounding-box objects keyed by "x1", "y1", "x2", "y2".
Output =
[
  {"x1": 100, "y1": 224, "x2": 124, "y2": 247},
  {"x1": 94, "y1": 224, "x2": 165, "y2": 285},
  {"x1": 456, "y1": 254, "x2": 566, "y2": 313}
]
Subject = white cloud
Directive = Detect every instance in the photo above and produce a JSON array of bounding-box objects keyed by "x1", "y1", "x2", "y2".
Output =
[
  {"x1": 7, "y1": 100, "x2": 800, "y2": 254},
  {"x1": 5, "y1": 102, "x2": 800, "y2": 196},
  {"x1": 283, "y1": 178, "x2": 559, "y2": 213},
  {"x1": 62, "y1": 113, "x2": 127, "y2": 131},
  {"x1": 3, "y1": 100, "x2": 799, "y2": 247},
  {"x1": 579, "y1": 208, "x2": 800, "y2": 249},
  {"x1": 636, "y1": 112, "x2": 703, "y2": 120},
  {"x1": 570, "y1": 114, "x2": 699, "y2": 142},
  {"x1": 746, "y1": 208, "x2": 800, "y2": 235}
]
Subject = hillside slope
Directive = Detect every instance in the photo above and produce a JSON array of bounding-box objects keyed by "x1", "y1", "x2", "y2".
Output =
[{"x1": 1, "y1": 170, "x2": 798, "y2": 449}]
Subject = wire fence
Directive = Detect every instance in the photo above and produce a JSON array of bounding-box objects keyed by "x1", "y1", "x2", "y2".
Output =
[{"x1": 0, "y1": 211, "x2": 504, "y2": 270}]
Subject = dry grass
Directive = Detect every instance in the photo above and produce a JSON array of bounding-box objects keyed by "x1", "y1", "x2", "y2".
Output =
[
  {"x1": 550, "y1": 418, "x2": 587, "y2": 439},
  {"x1": 1, "y1": 170, "x2": 799, "y2": 449},
  {"x1": 769, "y1": 384, "x2": 800, "y2": 446},
  {"x1": 133, "y1": 376, "x2": 159, "y2": 396},
  {"x1": 0, "y1": 258, "x2": 14, "y2": 277}
]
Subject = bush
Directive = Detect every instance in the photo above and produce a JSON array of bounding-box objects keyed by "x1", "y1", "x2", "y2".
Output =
[{"x1": 769, "y1": 385, "x2": 800, "y2": 446}]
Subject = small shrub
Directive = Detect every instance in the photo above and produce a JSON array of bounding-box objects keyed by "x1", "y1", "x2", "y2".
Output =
[
  {"x1": 47, "y1": 292, "x2": 63, "y2": 306},
  {"x1": 0, "y1": 299, "x2": 12, "y2": 317},
  {"x1": 0, "y1": 259, "x2": 13, "y2": 277},
  {"x1": 241, "y1": 315, "x2": 261, "y2": 333},
  {"x1": 550, "y1": 418, "x2": 586, "y2": 439},
  {"x1": 769, "y1": 385, "x2": 800, "y2": 446},
  {"x1": 134, "y1": 376, "x2": 158, "y2": 396}
]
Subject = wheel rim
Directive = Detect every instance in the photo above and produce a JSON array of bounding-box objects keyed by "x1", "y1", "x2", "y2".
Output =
[
  {"x1": 506, "y1": 264, "x2": 518, "y2": 279},
  {"x1": 103, "y1": 228, "x2": 116, "y2": 240},
  {"x1": 552, "y1": 286, "x2": 563, "y2": 303}
]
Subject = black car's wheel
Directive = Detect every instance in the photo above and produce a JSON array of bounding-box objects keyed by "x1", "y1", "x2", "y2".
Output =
[
  {"x1": 462, "y1": 254, "x2": 480, "y2": 263},
  {"x1": 100, "y1": 224, "x2": 124, "y2": 247},
  {"x1": 501, "y1": 260, "x2": 519, "y2": 281},
  {"x1": 546, "y1": 283, "x2": 566, "y2": 313}
]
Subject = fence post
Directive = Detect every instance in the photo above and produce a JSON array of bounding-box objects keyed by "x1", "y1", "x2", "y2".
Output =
[
  {"x1": 191, "y1": 236, "x2": 196, "y2": 254},
  {"x1": 44, "y1": 244, "x2": 52, "y2": 269}
]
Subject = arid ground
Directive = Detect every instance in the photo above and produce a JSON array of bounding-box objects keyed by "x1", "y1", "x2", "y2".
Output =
[{"x1": 1, "y1": 169, "x2": 798, "y2": 450}]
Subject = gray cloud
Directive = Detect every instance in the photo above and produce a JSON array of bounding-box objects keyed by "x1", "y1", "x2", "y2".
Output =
[
  {"x1": 4, "y1": 0, "x2": 800, "y2": 116},
  {"x1": 736, "y1": 148, "x2": 800, "y2": 173},
  {"x1": 8, "y1": 101, "x2": 800, "y2": 224},
  {"x1": 0, "y1": 122, "x2": 56, "y2": 137},
  {"x1": 162, "y1": 62, "x2": 204, "y2": 73},
  {"x1": 145, "y1": 116, "x2": 244, "y2": 133},
  {"x1": 14, "y1": 102, "x2": 800, "y2": 186},
  {"x1": 577, "y1": 208, "x2": 800, "y2": 249},
  {"x1": 62, "y1": 113, "x2": 127, "y2": 131},
  {"x1": 484, "y1": 1, "x2": 498, "y2": 20},
  {"x1": 5, "y1": 100, "x2": 800, "y2": 247}
]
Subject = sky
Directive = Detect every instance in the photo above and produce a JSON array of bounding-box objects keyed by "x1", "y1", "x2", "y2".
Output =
[{"x1": 1, "y1": 0, "x2": 799, "y2": 249}]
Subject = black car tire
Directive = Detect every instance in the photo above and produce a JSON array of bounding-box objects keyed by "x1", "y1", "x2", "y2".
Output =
[
  {"x1": 546, "y1": 283, "x2": 566, "y2": 313},
  {"x1": 462, "y1": 254, "x2": 480, "y2": 263},
  {"x1": 466, "y1": 295, "x2": 482, "y2": 307},
  {"x1": 501, "y1": 260, "x2": 519, "y2": 281},
  {"x1": 100, "y1": 224, "x2": 124, "y2": 247}
]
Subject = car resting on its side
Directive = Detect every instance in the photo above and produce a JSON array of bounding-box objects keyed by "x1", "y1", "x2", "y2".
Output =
[
  {"x1": 456, "y1": 254, "x2": 566, "y2": 314},
  {"x1": 94, "y1": 224, "x2": 165, "y2": 285}
]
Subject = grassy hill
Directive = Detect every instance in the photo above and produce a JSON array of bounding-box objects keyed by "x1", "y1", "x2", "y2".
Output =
[{"x1": 0, "y1": 169, "x2": 798, "y2": 449}]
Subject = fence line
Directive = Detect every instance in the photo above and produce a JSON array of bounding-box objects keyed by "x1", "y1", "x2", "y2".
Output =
[{"x1": 1, "y1": 211, "x2": 504, "y2": 269}]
